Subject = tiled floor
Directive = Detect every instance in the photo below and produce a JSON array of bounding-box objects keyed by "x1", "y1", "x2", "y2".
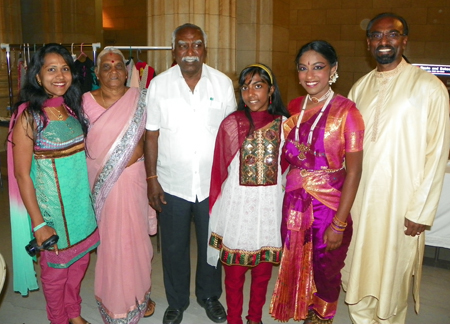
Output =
[{"x1": 0, "y1": 177, "x2": 449, "y2": 324}]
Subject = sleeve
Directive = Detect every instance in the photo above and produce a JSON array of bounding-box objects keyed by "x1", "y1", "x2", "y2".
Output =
[
  {"x1": 347, "y1": 86, "x2": 356, "y2": 103},
  {"x1": 344, "y1": 104, "x2": 365, "y2": 152},
  {"x1": 145, "y1": 79, "x2": 161, "y2": 131},
  {"x1": 224, "y1": 77, "x2": 237, "y2": 117},
  {"x1": 405, "y1": 82, "x2": 450, "y2": 225}
]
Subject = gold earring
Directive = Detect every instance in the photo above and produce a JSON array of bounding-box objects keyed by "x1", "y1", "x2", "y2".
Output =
[{"x1": 329, "y1": 72, "x2": 339, "y2": 85}]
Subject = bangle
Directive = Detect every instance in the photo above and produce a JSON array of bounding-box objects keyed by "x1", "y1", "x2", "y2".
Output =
[
  {"x1": 330, "y1": 222, "x2": 345, "y2": 233},
  {"x1": 330, "y1": 222, "x2": 346, "y2": 231},
  {"x1": 332, "y1": 216, "x2": 347, "y2": 228},
  {"x1": 33, "y1": 222, "x2": 47, "y2": 232},
  {"x1": 146, "y1": 175, "x2": 158, "y2": 180}
]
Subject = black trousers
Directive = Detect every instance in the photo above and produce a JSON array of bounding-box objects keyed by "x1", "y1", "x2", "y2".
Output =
[{"x1": 159, "y1": 193, "x2": 222, "y2": 309}]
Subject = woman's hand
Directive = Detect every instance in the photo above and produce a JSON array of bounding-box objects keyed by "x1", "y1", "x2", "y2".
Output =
[
  {"x1": 34, "y1": 225, "x2": 59, "y2": 254},
  {"x1": 323, "y1": 225, "x2": 343, "y2": 251}
]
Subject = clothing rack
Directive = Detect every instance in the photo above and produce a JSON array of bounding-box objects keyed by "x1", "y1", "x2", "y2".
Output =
[
  {"x1": 103, "y1": 45, "x2": 172, "y2": 51},
  {"x1": 102, "y1": 45, "x2": 172, "y2": 63},
  {"x1": 1, "y1": 42, "x2": 101, "y2": 109}
]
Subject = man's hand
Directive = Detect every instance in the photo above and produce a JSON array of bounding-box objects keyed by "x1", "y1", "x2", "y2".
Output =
[
  {"x1": 147, "y1": 178, "x2": 166, "y2": 213},
  {"x1": 404, "y1": 218, "x2": 426, "y2": 237}
]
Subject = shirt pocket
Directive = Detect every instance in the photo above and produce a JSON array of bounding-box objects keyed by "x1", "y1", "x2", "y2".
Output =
[{"x1": 206, "y1": 101, "x2": 225, "y2": 130}]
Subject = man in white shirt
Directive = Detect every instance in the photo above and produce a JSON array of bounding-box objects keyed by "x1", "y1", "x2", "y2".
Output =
[{"x1": 144, "y1": 23, "x2": 236, "y2": 324}]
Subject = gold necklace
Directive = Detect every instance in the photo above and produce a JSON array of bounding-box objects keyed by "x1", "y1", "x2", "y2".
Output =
[
  {"x1": 100, "y1": 90, "x2": 108, "y2": 108},
  {"x1": 307, "y1": 87, "x2": 332, "y2": 104},
  {"x1": 47, "y1": 106, "x2": 64, "y2": 120},
  {"x1": 100, "y1": 89, "x2": 126, "y2": 108}
]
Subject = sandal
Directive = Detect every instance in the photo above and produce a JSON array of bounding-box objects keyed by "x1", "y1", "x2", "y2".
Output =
[{"x1": 144, "y1": 298, "x2": 156, "y2": 317}]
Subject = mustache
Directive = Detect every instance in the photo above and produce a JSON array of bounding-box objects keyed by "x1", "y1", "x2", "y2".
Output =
[{"x1": 182, "y1": 56, "x2": 200, "y2": 62}]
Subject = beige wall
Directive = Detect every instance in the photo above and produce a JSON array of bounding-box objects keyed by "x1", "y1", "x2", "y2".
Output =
[
  {"x1": 0, "y1": 0, "x2": 22, "y2": 115},
  {"x1": 0, "y1": 0, "x2": 22, "y2": 151},
  {"x1": 282, "y1": 0, "x2": 450, "y2": 102},
  {"x1": 103, "y1": 0, "x2": 147, "y2": 47},
  {"x1": 1, "y1": 0, "x2": 450, "y2": 112},
  {"x1": 272, "y1": 0, "x2": 290, "y2": 105},
  {"x1": 147, "y1": 0, "x2": 236, "y2": 76},
  {"x1": 0, "y1": 0, "x2": 102, "y2": 115},
  {"x1": 20, "y1": 0, "x2": 99, "y2": 44}
]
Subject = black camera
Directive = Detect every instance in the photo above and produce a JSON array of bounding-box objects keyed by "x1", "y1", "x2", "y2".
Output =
[{"x1": 25, "y1": 235, "x2": 59, "y2": 257}]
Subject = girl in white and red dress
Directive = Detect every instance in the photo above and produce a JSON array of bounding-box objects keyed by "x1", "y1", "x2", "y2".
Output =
[{"x1": 207, "y1": 63, "x2": 289, "y2": 324}]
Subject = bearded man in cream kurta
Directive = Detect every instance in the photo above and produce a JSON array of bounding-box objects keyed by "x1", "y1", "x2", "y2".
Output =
[{"x1": 341, "y1": 12, "x2": 450, "y2": 324}]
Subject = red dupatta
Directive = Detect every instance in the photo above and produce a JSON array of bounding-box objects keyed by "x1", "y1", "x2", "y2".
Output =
[{"x1": 209, "y1": 110, "x2": 286, "y2": 213}]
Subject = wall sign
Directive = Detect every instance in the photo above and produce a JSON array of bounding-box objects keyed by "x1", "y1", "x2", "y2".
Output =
[{"x1": 413, "y1": 64, "x2": 450, "y2": 76}]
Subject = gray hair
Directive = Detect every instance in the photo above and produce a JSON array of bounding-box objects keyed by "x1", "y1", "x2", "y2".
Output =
[
  {"x1": 95, "y1": 48, "x2": 127, "y2": 73},
  {"x1": 171, "y1": 23, "x2": 208, "y2": 50}
]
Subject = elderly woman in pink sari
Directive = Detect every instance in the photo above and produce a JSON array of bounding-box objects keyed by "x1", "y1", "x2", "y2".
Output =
[{"x1": 83, "y1": 48, "x2": 157, "y2": 324}]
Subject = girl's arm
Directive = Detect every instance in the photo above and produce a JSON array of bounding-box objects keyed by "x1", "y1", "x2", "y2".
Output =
[{"x1": 12, "y1": 113, "x2": 58, "y2": 251}]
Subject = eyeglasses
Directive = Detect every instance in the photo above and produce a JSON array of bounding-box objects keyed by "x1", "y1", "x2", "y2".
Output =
[{"x1": 368, "y1": 31, "x2": 406, "y2": 41}]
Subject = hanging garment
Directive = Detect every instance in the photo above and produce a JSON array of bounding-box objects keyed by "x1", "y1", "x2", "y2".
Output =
[
  {"x1": 135, "y1": 61, "x2": 156, "y2": 89},
  {"x1": 74, "y1": 57, "x2": 95, "y2": 93}
]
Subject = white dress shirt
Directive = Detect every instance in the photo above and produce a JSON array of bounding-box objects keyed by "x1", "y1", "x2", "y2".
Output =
[{"x1": 146, "y1": 64, "x2": 236, "y2": 202}]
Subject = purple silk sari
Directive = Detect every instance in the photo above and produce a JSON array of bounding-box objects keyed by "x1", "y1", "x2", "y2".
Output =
[{"x1": 270, "y1": 95, "x2": 364, "y2": 321}]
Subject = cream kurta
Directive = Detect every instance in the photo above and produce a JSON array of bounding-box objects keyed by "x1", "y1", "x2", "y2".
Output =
[{"x1": 342, "y1": 59, "x2": 450, "y2": 318}]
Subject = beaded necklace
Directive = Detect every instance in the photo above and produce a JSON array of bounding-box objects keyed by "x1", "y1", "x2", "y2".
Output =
[
  {"x1": 307, "y1": 87, "x2": 332, "y2": 103},
  {"x1": 295, "y1": 89, "x2": 334, "y2": 145}
]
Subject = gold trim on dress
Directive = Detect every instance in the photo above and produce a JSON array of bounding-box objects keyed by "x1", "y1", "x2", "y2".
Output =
[{"x1": 34, "y1": 142, "x2": 85, "y2": 159}]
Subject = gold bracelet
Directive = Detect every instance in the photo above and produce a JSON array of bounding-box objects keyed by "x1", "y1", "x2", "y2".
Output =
[
  {"x1": 330, "y1": 222, "x2": 345, "y2": 233},
  {"x1": 332, "y1": 216, "x2": 347, "y2": 227},
  {"x1": 146, "y1": 175, "x2": 158, "y2": 180}
]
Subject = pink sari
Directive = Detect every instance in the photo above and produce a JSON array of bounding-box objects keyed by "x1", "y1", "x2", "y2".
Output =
[
  {"x1": 84, "y1": 87, "x2": 157, "y2": 324},
  {"x1": 270, "y1": 95, "x2": 364, "y2": 322}
]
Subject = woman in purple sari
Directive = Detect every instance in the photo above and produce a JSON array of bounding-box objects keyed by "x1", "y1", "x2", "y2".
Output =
[{"x1": 270, "y1": 41, "x2": 364, "y2": 323}]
